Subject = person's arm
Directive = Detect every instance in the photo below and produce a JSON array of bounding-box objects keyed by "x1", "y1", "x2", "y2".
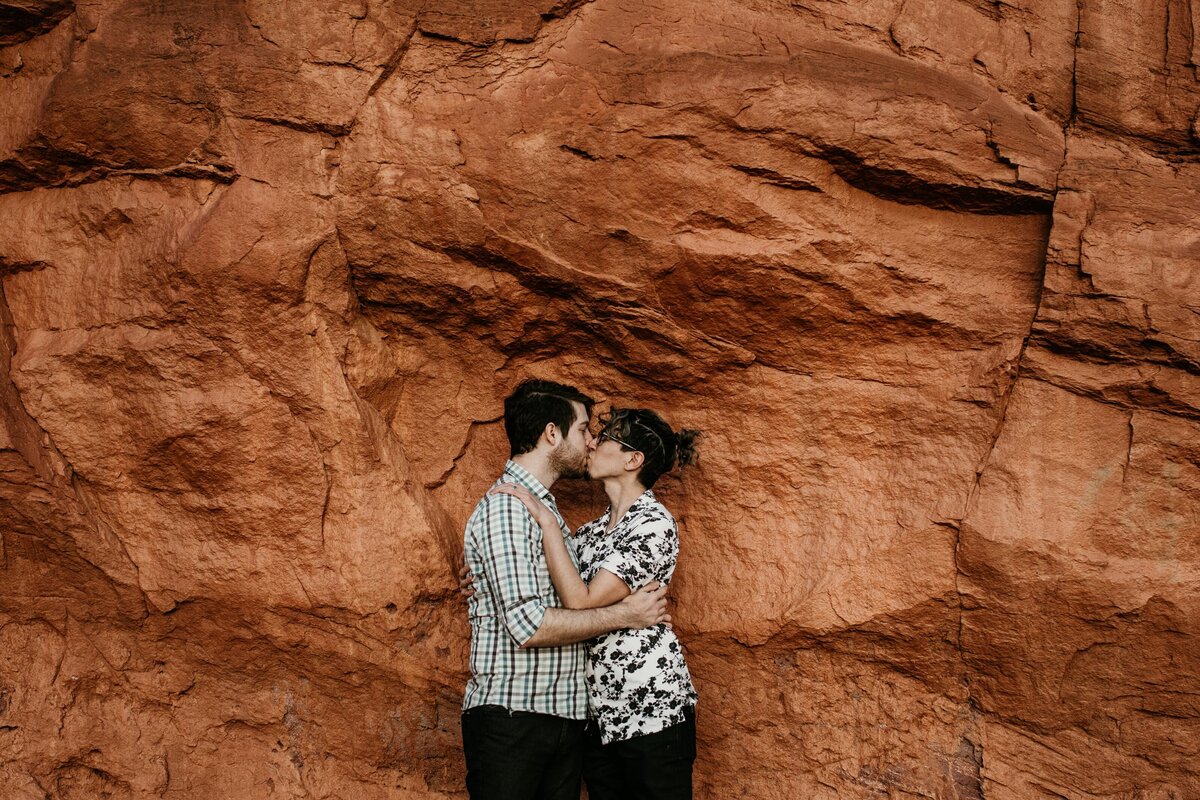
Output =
[
  {"x1": 456, "y1": 560, "x2": 475, "y2": 598},
  {"x1": 522, "y1": 584, "x2": 668, "y2": 648},
  {"x1": 475, "y1": 492, "x2": 667, "y2": 649},
  {"x1": 490, "y1": 483, "x2": 631, "y2": 609}
]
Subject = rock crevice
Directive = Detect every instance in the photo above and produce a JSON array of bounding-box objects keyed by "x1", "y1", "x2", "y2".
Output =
[{"x1": 2, "y1": 0, "x2": 1197, "y2": 797}]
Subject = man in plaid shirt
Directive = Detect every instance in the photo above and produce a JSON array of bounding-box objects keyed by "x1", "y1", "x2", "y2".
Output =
[{"x1": 461, "y1": 380, "x2": 670, "y2": 800}]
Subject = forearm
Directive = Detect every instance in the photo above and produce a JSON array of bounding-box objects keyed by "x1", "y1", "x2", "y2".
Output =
[
  {"x1": 520, "y1": 605, "x2": 628, "y2": 648},
  {"x1": 540, "y1": 524, "x2": 597, "y2": 609}
]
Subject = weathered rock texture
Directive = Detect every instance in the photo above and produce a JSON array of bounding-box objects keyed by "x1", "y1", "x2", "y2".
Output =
[{"x1": 0, "y1": 1, "x2": 1197, "y2": 797}]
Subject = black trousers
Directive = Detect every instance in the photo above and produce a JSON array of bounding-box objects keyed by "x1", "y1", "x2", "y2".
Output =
[
  {"x1": 461, "y1": 705, "x2": 587, "y2": 800},
  {"x1": 583, "y1": 707, "x2": 696, "y2": 800}
]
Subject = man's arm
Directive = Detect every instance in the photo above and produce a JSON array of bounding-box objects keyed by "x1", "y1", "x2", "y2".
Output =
[
  {"x1": 474, "y1": 493, "x2": 554, "y2": 645},
  {"x1": 521, "y1": 582, "x2": 670, "y2": 649}
]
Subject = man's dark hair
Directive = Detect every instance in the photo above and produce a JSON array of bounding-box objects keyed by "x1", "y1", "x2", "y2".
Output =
[
  {"x1": 504, "y1": 379, "x2": 595, "y2": 458},
  {"x1": 601, "y1": 408, "x2": 700, "y2": 488}
]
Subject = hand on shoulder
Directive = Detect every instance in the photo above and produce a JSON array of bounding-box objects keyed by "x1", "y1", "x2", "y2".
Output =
[{"x1": 489, "y1": 482, "x2": 557, "y2": 527}]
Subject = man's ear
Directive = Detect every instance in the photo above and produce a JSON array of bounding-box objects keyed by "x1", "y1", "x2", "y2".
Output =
[{"x1": 543, "y1": 422, "x2": 560, "y2": 447}]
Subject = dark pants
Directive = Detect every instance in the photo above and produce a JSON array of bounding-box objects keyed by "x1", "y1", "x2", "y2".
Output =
[
  {"x1": 462, "y1": 705, "x2": 587, "y2": 800},
  {"x1": 583, "y1": 707, "x2": 696, "y2": 800}
]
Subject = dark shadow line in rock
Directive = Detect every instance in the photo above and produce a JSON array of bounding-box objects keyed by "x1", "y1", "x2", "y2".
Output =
[
  {"x1": 560, "y1": 143, "x2": 600, "y2": 161},
  {"x1": 231, "y1": 113, "x2": 349, "y2": 138},
  {"x1": 954, "y1": 0, "x2": 1006, "y2": 22},
  {"x1": 425, "y1": 416, "x2": 502, "y2": 492},
  {"x1": 818, "y1": 143, "x2": 1054, "y2": 215},
  {"x1": 729, "y1": 163, "x2": 823, "y2": 192},
  {"x1": 363, "y1": 23, "x2": 419, "y2": 102},
  {"x1": 441, "y1": 242, "x2": 580, "y2": 299},
  {"x1": 540, "y1": 0, "x2": 595, "y2": 24},
  {"x1": 0, "y1": 0, "x2": 74, "y2": 47},
  {"x1": 949, "y1": 202, "x2": 1052, "y2": 721},
  {"x1": 415, "y1": 0, "x2": 595, "y2": 49},
  {"x1": 414, "y1": 23, "x2": 517, "y2": 48},
  {"x1": 1031, "y1": 330, "x2": 1200, "y2": 381},
  {"x1": 0, "y1": 137, "x2": 106, "y2": 194},
  {"x1": 963, "y1": 214, "x2": 1053, "y2": 500},
  {"x1": 0, "y1": 147, "x2": 238, "y2": 195},
  {"x1": 1019, "y1": 360, "x2": 1200, "y2": 422},
  {"x1": 0, "y1": 256, "x2": 50, "y2": 277}
]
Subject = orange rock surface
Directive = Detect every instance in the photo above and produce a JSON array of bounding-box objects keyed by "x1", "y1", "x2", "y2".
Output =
[{"x1": 1, "y1": 1, "x2": 1197, "y2": 798}]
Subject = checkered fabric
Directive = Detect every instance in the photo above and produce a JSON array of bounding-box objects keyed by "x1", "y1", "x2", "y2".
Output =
[{"x1": 462, "y1": 460, "x2": 589, "y2": 718}]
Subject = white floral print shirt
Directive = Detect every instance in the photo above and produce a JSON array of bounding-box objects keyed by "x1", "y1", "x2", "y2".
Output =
[{"x1": 575, "y1": 489, "x2": 698, "y2": 744}]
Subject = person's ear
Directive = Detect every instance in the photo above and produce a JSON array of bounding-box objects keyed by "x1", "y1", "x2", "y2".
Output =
[
  {"x1": 626, "y1": 451, "x2": 645, "y2": 471},
  {"x1": 543, "y1": 422, "x2": 560, "y2": 447}
]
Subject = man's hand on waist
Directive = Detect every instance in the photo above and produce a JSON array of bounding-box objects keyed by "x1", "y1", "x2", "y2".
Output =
[{"x1": 614, "y1": 581, "x2": 671, "y2": 630}]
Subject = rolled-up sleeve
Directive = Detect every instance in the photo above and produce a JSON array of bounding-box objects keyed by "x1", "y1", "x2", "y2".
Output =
[
  {"x1": 477, "y1": 493, "x2": 548, "y2": 646},
  {"x1": 598, "y1": 517, "x2": 676, "y2": 590}
]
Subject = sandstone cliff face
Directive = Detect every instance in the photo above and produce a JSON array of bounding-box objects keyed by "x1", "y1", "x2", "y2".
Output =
[{"x1": 1, "y1": 1, "x2": 1197, "y2": 798}]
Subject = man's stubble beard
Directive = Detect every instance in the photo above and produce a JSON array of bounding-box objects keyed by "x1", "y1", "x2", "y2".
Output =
[{"x1": 550, "y1": 440, "x2": 588, "y2": 479}]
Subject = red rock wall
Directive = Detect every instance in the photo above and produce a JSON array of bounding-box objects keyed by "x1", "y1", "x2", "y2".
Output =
[{"x1": 1, "y1": 1, "x2": 1197, "y2": 798}]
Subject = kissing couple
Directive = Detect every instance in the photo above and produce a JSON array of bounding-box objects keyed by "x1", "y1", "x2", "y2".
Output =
[{"x1": 460, "y1": 379, "x2": 700, "y2": 800}]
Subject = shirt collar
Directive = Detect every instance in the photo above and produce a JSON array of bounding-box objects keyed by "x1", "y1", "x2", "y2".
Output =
[
  {"x1": 503, "y1": 460, "x2": 556, "y2": 504},
  {"x1": 596, "y1": 489, "x2": 656, "y2": 533}
]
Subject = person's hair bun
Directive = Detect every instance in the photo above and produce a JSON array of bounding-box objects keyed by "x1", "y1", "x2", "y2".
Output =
[{"x1": 675, "y1": 429, "x2": 701, "y2": 467}]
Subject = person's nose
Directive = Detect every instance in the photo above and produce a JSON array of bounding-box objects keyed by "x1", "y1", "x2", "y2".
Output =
[{"x1": 587, "y1": 434, "x2": 598, "y2": 451}]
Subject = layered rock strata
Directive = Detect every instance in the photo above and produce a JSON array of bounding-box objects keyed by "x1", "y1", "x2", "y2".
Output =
[{"x1": 1, "y1": 0, "x2": 1197, "y2": 797}]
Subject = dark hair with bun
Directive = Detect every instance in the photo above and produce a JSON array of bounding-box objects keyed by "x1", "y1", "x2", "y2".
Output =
[{"x1": 601, "y1": 408, "x2": 700, "y2": 488}]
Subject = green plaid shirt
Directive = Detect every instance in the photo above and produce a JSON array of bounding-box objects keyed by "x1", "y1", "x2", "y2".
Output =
[{"x1": 462, "y1": 461, "x2": 588, "y2": 718}]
